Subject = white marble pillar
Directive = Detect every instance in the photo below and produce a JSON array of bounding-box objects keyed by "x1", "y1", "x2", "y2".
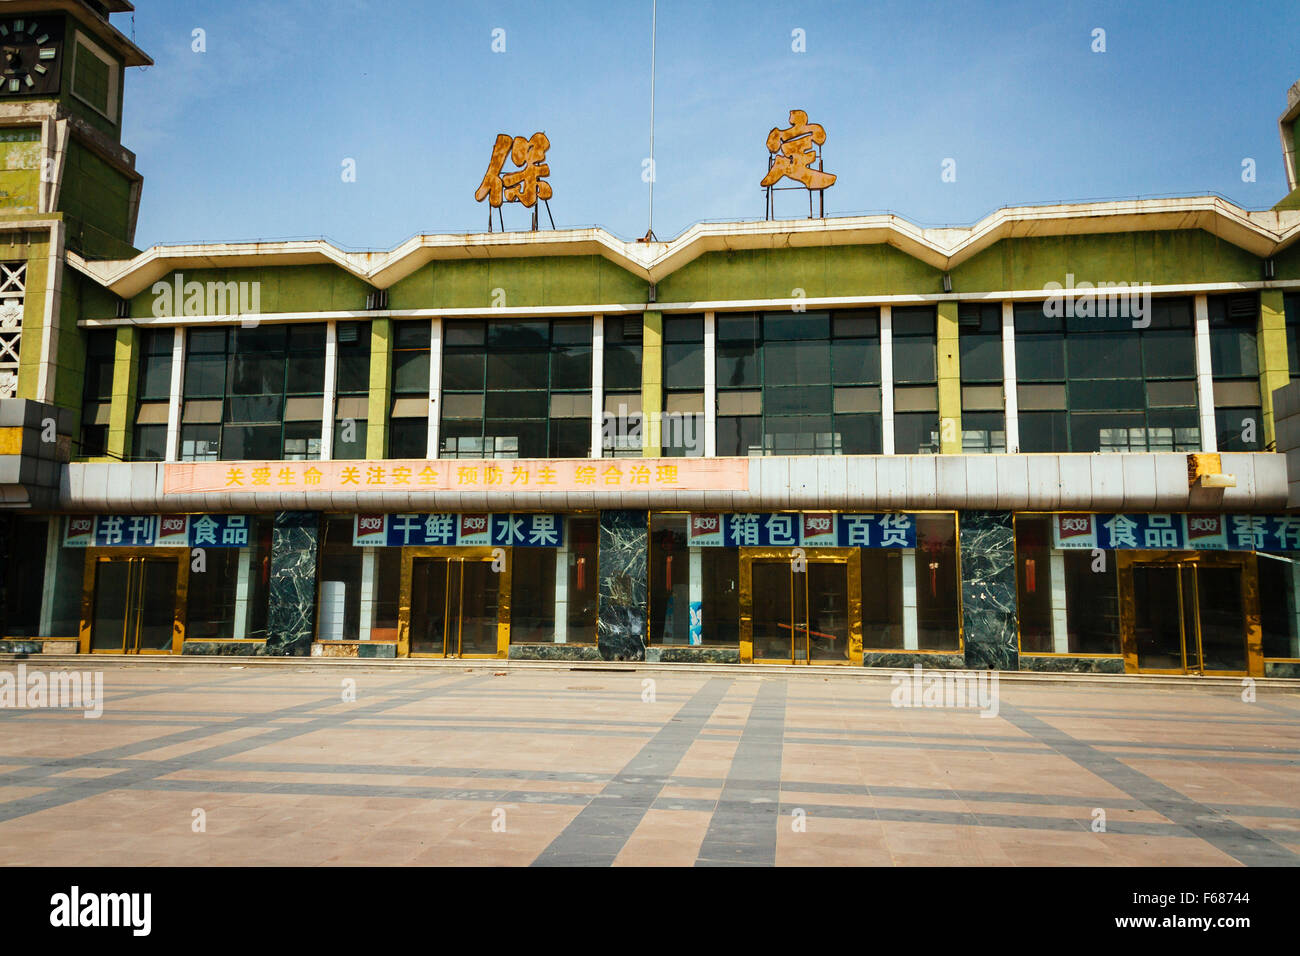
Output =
[
  {"x1": 1194, "y1": 294, "x2": 1217, "y2": 453},
  {"x1": 1001, "y1": 301, "x2": 1019, "y2": 453},
  {"x1": 901, "y1": 547, "x2": 918, "y2": 649},
  {"x1": 880, "y1": 305, "x2": 895, "y2": 455},
  {"x1": 703, "y1": 311, "x2": 717, "y2": 457},
  {"x1": 358, "y1": 547, "x2": 376, "y2": 640},
  {"x1": 233, "y1": 546, "x2": 253, "y2": 639},
  {"x1": 1050, "y1": 550, "x2": 1069, "y2": 653}
]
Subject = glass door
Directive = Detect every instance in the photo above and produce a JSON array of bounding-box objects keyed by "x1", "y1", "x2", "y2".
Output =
[
  {"x1": 79, "y1": 550, "x2": 188, "y2": 654},
  {"x1": 1119, "y1": 552, "x2": 1261, "y2": 676},
  {"x1": 740, "y1": 548, "x2": 861, "y2": 664},
  {"x1": 398, "y1": 547, "x2": 511, "y2": 658}
]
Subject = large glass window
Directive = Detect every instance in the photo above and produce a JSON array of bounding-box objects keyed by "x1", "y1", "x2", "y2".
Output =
[
  {"x1": 389, "y1": 321, "x2": 429, "y2": 459},
  {"x1": 180, "y1": 324, "x2": 327, "y2": 461},
  {"x1": 662, "y1": 314, "x2": 705, "y2": 457},
  {"x1": 958, "y1": 303, "x2": 1005, "y2": 454},
  {"x1": 892, "y1": 307, "x2": 939, "y2": 454},
  {"x1": 185, "y1": 518, "x2": 273, "y2": 641},
  {"x1": 603, "y1": 315, "x2": 643, "y2": 457},
  {"x1": 80, "y1": 329, "x2": 115, "y2": 458},
  {"x1": 649, "y1": 514, "x2": 738, "y2": 646},
  {"x1": 132, "y1": 328, "x2": 174, "y2": 462},
  {"x1": 1208, "y1": 294, "x2": 1262, "y2": 452},
  {"x1": 442, "y1": 318, "x2": 592, "y2": 459},
  {"x1": 1015, "y1": 298, "x2": 1199, "y2": 453},
  {"x1": 716, "y1": 309, "x2": 882, "y2": 456},
  {"x1": 1014, "y1": 515, "x2": 1120, "y2": 656},
  {"x1": 334, "y1": 321, "x2": 370, "y2": 460}
]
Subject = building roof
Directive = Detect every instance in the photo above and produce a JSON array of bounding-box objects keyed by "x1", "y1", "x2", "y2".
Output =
[{"x1": 67, "y1": 195, "x2": 1300, "y2": 298}]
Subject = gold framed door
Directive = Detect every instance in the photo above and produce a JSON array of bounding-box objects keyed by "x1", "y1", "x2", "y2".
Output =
[
  {"x1": 79, "y1": 548, "x2": 189, "y2": 654},
  {"x1": 739, "y1": 548, "x2": 861, "y2": 665},
  {"x1": 1118, "y1": 551, "x2": 1261, "y2": 677},
  {"x1": 397, "y1": 547, "x2": 511, "y2": 658}
]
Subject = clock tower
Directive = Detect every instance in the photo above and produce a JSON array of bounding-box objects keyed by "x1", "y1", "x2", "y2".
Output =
[{"x1": 0, "y1": 0, "x2": 150, "y2": 403}]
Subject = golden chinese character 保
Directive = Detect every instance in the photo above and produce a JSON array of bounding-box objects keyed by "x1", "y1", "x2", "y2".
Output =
[
  {"x1": 475, "y1": 132, "x2": 553, "y2": 209},
  {"x1": 760, "y1": 110, "x2": 836, "y2": 191}
]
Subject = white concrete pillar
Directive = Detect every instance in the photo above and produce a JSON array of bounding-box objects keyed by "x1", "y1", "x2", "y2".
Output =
[
  {"x1": 1050, "y1": 550, "x2": 1068, "y2": 653},
  {"x1": 703, "y1": 311, "x2": 717, "y2": 457},
  {"x1": 426, "y1": 317, "x2": 443, "y2": 458},
  {"x1": 590, "y1": 314, "x2": 604, "y2": 459},
  {"x1": 880, "y1": 305, "x2": 895, "y2": 455},
  {"x1": 554, "y1": 533, "x2": 570, "y2": 643},
  {"x1": 165, "y1": 326, "x2": 186, "y2": 462},
  {"x1": 1001, "y1": 301, "x2": 1019, "y2": 454},
  {"x1": 1194, "y1": 293, "x2": 1217, "y2": 453},
  {"x1": 359, "y1": 547, "x2": 377, "y2": 640},
  {"x1": 320, "y1": 321, "x2": 337, "y2": 460},
  {"x1": 901, "y1": 547, "x2": 918, "y2": 649},
  {"x1": 232, "y1": 546, "x2": 253, "y2": 639}
]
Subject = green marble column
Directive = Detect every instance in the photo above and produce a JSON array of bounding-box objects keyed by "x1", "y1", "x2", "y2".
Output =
[
  {"x1": 597, "y1": 510, "x2": 648, "y2": 660},
  {"x1": 959, "y1": 510, "x2": 1019, "y2": 670},
  {"x1": 265, "y1": 511, "x2": 320, "y2": 656}
]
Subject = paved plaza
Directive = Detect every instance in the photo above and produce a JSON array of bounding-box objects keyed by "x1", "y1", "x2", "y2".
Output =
[{"x1": 0, "y1": 662, "x2": 1297, "y2": 866}]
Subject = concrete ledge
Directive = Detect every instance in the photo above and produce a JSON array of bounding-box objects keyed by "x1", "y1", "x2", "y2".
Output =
[{"x1": 12, "y1": 655, "x2": 1297, "y2": 692}]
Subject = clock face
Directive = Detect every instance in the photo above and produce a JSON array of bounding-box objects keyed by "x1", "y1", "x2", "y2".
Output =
[{"x1": 0, "y1": 16, "x2": 62, "y2": 96}]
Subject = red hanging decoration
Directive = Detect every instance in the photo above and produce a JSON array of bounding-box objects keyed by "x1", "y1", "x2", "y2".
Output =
[
  {"x1": 665, "y1": 555, "x2": 673, "y2": 591},
  {"x1": 929, "y1": 561, "x2": 939, "y2": 597},
  {"x1": 575, "y1": 555, "x2": 586, "y2": 591},
  {"x1": 1025, "y1": 558, "x2": 1037, "y2": 594}
]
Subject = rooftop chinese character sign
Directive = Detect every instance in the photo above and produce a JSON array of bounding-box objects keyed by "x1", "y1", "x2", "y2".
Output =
[
  {"x1": 761, "y1": 109, "x2": 835, "y2": 220},
  {"x1": 474, "y1": 131, "x2": 555, "y2": 232}
]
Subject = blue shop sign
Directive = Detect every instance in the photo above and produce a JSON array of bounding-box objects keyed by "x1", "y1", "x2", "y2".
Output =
[
  {"x1": 1052, "y1": 513, "x2": 1300, "y2": 551},
  {"x1": 354, "y1": 513, "x2": 565, "y2": 548},
  {"x1": 64, "y1": 515, "x2": 251, "y2": 548},
  {"x1": 687, "y1": 513, "x2": 917, "y2": 548}
]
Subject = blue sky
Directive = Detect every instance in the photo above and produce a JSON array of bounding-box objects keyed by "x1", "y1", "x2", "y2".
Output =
[{"x1": 118, "y1": 0, "x2": 1300, "y2": 251}]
